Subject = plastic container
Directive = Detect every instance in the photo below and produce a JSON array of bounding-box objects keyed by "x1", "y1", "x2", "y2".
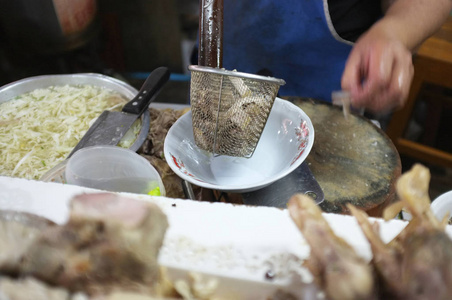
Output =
[{"x1": 65, "y1": 145, "x2": 165, "y2": 196}]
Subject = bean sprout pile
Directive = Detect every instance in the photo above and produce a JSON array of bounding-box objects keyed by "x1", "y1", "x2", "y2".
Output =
[{"x1": 0, "y1": 85, "x2": 129, "y2": 180}]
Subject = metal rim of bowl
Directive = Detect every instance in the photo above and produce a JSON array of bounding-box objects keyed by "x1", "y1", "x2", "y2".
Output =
[{"x1": 188, "y1": 65, "x2": 286, "y2": 86}]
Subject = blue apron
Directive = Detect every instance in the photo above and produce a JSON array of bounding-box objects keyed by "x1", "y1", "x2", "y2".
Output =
[{"x1": 222, "y1": 0, "x2": 353, "y2": 102}]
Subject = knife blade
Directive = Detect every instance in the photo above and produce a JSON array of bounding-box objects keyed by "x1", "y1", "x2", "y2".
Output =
[{"x1": 67, "y1": 66, "x2": 170, "y2": 158}]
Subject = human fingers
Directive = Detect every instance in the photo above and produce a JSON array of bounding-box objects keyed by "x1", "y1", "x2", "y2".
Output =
[
  {"x1": 363, "y1": 46, "x2": 413, "y2": 113},
  {"x1": 341, "y1": 40, "x2": 394, "y2": 110},
  {"x1": 341, "y1": 47, "x2": 366, "y2": 102},
  {"x1": 360, "y1": 45, "x2": 394, "y2": 99},
  {"x1": 386, "y1": 49, "x2": 414, "y2": 110}
]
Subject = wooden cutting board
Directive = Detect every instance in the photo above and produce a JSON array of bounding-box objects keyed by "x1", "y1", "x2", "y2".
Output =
[{"x1": 286, "y1": 97, "x2": 402, "y2": 217}]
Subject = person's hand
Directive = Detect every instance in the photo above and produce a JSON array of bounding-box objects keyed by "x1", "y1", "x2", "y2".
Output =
[{"x1": 341, "y1": 24, "x2": 414, "y2": 113}]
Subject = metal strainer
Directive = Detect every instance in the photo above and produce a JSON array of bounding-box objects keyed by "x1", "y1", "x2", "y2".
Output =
[{"x1": 189, "y1": 65, "x2": 286, "y2": 157}]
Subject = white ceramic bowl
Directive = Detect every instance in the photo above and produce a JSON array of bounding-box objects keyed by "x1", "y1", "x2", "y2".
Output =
[
  {"x1": 164, "y1": 97, "x2": 314, "y2": 193},
  {"x1": 431, "y1": 190, "x2": 452, "y2": 222}
]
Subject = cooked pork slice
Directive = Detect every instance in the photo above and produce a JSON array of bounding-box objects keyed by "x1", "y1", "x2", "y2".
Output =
[
  {"x1": 288, "y1": 194, "x2": 377, "y2": 300},
  {"x1": 0, "y1": 276, "x2": 71, "y2": 300},
  {"x1": 400, "y1": 228, "x2": 452, "y2": 300},
  {"x1": 18, "y1": 193, "x2": 169, "y2": 296},
  {"x1": 0, "y1": 211, "x2": 55, "y2": 274}
]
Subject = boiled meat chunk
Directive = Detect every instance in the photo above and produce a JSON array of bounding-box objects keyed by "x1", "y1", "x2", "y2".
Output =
[
  {"x1": 0, "y1": 211, "x2": 55, "y2": 275},
  {"x1": 17, "y1": 193, "x2": 169, "y2": 296},
  {"x1": 0, "y1": 276, "x2": 71, "y2": 300},
  {"x1": 288, "y1": 164, "x2": 452, "y2": 300},
  {"x1": 349, "y1": 164, "x2": 452, "y2": 299}
]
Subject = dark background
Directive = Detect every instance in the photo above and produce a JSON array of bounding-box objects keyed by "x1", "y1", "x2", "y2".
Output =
[{"x1": 0, "y1": 0, "x2": 198, "y2": 103}]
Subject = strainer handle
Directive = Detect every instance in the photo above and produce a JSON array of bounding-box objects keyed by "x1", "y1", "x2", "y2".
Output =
[{"x1": 198, "y1": 0, "x2": 223, "y2": 68}]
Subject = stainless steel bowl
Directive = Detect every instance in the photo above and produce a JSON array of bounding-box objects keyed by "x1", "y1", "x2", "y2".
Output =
[{"x1": 0, "y1": 73, "x2": 150, "y2": 182}]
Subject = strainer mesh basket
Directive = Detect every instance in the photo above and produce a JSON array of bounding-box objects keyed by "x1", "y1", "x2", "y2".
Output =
[{"x1": 189, "y1": 65, "x2": 285, "y2": 157}]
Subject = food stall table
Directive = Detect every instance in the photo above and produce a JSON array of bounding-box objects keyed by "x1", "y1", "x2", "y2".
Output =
[
  {"x1": 288, "y1": 97, "x2": 401, "y2": 216},
  {"x1": 148, "y1": 99, "x2": 401, "y2": 217},
  {"x1": 206, "y1": 98, "x2": 400, "y2": 217}
]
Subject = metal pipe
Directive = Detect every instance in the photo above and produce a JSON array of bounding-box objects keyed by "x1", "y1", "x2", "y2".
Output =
[{"x1": 198, "y1": 0, "x2": 223, "y2": 68}]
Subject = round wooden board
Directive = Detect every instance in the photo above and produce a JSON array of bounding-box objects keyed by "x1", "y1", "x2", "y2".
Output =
[{"x1": 286, "y1": 97, "x2": 402, "y2": 216}]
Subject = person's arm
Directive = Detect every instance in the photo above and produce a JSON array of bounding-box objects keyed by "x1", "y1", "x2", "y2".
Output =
[
  {"x1": 341, "y1": 0, "x2": 452, "y2": 113},
  {"x1": 380, "y1": 0, "x2": 451, "y2": 49}
]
